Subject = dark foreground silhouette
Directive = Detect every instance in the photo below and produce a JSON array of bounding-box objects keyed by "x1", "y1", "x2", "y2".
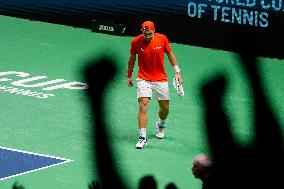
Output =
[
  {"x1": 201, "y1": 34, "x2": 283, "y2": 189},
  {"x1": 12, "y1": 35, "x2": 283, "y2": 188},
  {"x1": 85, "y1": 42, "x2": 283, "y2": 189}
]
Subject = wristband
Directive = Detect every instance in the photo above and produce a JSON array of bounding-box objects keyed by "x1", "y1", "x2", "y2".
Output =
[
  {"x1": 127, "y1": 69, "x2": 133, "y2": 77},
  {"x1": 173, "y1": 65, "x2": 180, "y2": 73}
]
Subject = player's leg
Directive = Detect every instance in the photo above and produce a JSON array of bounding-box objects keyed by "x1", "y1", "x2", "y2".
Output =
[
  {"x1": 136, "y1": 97, "x2": 150, "y2": 149},
  {"x1": 136, "y1": 79, "x2": 152, "y2": 149},
  {"x1": 158, "y1": 100, "x2": 169, "y2": 121},
  {"x1": 138, "y1": 97, "x2": 150, "y2": 136},
  {"x1": 152, "y1": 81, "x2": 170, "y2": 139},
  {"x1": 156, "y1": 100, "x2": 169, "y2": 139}
]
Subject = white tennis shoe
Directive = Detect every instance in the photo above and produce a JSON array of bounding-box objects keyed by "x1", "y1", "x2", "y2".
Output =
[
  {"x1": 156, "y1": 121, "x2": 165, "y2": 139},
  {"x1": 135, "y1": 137, "x2": 147, "y2": 149}
]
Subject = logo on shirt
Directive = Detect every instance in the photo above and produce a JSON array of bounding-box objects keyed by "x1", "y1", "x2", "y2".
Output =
[
  {"x1": 141, "y1": 48, "x2": 144, "y2": 52},
  {"x1": 154, "y1": 46, "x2": 162, "y2": 50}
]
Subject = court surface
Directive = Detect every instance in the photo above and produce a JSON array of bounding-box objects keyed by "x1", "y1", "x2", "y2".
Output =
[{"x1": 0, "y1": 15, "x2": 283, "y2": 189}]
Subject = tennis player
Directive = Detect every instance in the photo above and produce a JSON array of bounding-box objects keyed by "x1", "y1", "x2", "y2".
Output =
[{"x1": 126, "y1": 21, "x2": 183, "y2": 149}]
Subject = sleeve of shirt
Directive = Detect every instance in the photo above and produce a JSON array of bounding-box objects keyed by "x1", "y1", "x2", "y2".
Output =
[
  {"x1": 163, "y1": 35, "x2": 172, "y2": 54},
  {"x1": 130, "y1": 38, "x2": 137, "y2": 55}
]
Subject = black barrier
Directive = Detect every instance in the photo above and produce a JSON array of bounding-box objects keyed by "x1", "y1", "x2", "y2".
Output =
[{"x1": 0, "y1": 0, "x2": 284, "y2": 58}]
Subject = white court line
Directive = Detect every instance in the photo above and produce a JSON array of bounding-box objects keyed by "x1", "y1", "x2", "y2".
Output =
[{"x1": 0, "y1": 146, "x2": 73, "y2": 181}]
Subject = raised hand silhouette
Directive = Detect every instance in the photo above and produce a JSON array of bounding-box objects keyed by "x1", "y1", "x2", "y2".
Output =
[
  {"x1": 201, "y1": 34, "x2": 284, "y2": 189},
  {"x1": 85, "y1": 56, "x2": 127, "y2": 189}
]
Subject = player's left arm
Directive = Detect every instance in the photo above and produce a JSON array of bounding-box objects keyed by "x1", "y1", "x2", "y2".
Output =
[{"x1": 166, "y1": 50, "x2": 183, "y2": 84}]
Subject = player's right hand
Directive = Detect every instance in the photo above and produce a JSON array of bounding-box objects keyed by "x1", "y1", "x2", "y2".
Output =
[{"x1": 127, "y1": 76, "x2": 134, "y2": 87}]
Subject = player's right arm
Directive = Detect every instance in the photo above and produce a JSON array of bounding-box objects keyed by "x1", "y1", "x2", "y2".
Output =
[{"x1": 127, "y1": 54, "x2": 136, "y2": 87}]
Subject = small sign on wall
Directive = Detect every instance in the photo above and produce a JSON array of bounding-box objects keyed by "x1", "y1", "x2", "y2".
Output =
[{"x1": 91, "y1": 19, "x2": 127, "y2": 36}]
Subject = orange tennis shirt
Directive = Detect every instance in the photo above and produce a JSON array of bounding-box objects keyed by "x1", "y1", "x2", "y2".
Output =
[{"x1": 130, "y1": 33, "x2": 171, "y2": 82}]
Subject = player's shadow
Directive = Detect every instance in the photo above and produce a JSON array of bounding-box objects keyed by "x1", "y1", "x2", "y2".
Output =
[{"x1": 201, "y1": 33, "x2": 284, "y2": 189}]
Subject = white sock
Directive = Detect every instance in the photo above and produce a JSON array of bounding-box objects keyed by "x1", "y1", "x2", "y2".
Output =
[{"x1": 139, "y1": 128, "x2": 146, "y2": 138}]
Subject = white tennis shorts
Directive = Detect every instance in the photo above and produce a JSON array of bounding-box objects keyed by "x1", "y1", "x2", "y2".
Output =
[{"x1": 136, "y1": 78, "x2": 170, "y2": 100}]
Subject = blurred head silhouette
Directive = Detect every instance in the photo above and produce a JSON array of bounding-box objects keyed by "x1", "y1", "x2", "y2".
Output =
[
  {"x1": 192, "y1": 154, "x2": 212, "y2": 181},
  {"x1": 138, "y1": 175, "x2": 157, "y2": 189}
]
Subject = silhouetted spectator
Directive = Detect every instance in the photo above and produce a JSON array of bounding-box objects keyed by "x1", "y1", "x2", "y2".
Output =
[
  {"x1": 201, "y1": 33, "x2": 284, "y2": 189},
  {"x1": 12, "y1": 182, "x2": 25, "y2": 189},
  {"x1": 138, "y1": 175, "x2": 157, "y2": 189},
  {"x1": 165, "y1": 182, "x2": 178, "y2": 189},
  {"x1": 85, "y1": 57, "x2": 126, "y2": 189},
  {"x1": 192, "y1": 154, "x2": 213, "y2": 189}
]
